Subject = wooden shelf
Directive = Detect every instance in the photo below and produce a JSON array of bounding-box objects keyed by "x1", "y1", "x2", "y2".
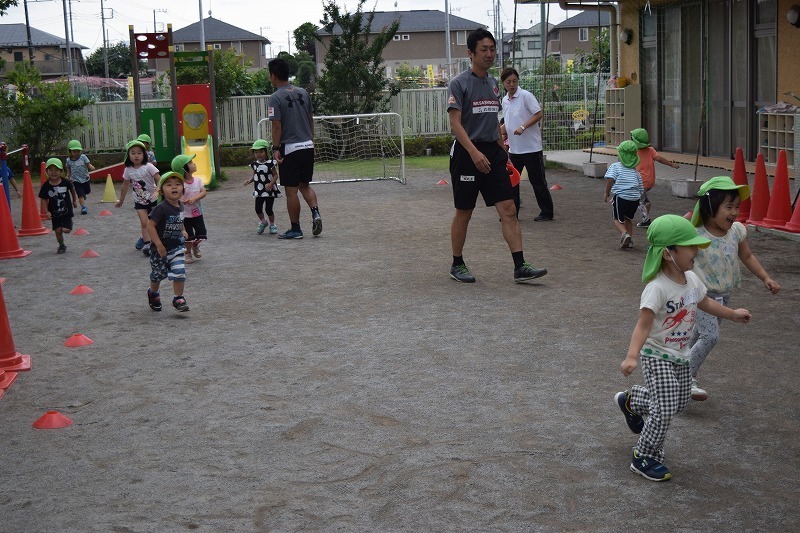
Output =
[
  {"x1": 604, "y1": 85, "x2": 641, "y2": 148},
  {"x1": 758, "y1": 112, "x2": 796, "y2": 169}
]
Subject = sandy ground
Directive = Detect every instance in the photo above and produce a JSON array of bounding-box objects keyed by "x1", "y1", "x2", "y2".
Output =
[{"x1": 1, "y1": 165, "x2": 799, "y2": 532}]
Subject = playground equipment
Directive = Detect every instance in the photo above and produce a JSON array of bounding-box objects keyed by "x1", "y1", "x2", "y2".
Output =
[{"x1": 129, "y1": 26, "x2": 219, "y2": 186}]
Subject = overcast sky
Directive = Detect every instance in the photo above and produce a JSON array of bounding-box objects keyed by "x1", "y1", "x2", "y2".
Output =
[{"x1": 3, "y1": 0, "x2": 568, "y2": 59}]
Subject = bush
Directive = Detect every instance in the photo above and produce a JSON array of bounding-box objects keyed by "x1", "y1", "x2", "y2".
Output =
[
  {"x1": 403, "y1": 136, "x2": 428, "y2": 157},
  {"x1": 220, "y1": 145, "x2": 252, "y2": 167},
  {"x1": 426, "y1": 136, "x2": 453, "y2": 156}
]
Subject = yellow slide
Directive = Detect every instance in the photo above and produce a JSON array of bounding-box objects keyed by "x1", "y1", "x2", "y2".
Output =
[{"x1": 181, "y1": 135, "x2": 215, "y2": 187}]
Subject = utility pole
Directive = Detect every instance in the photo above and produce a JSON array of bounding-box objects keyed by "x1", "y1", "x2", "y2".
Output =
[
  {"x1": 287, "y1": 31, "x2": 291, "y2": 55},
  {"x1": 199, "y1": 0, "x2": 206, "y2": 50},
  {"x1": 444, "y1": 0, "x2": 451, "y2": 79},
  {"x1": 153, "y1": 9, "x2": 167, "y2": 33},
  {"x1": 23, "y1": 0, "x2": 34, "y2": 64},
  {"x1": 62, "y1": 0, "x2": 73, "y2": 77},
  {"x1": 68, "y1": 0, "x2": 75, "y2": 42},
  {"x1": 100, "y1": 0, "x2": 111, "y2": 80}
]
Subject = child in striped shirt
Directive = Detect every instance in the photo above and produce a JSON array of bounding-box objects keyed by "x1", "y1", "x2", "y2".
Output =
[{"x1": 604, "y1": 140, "x2": 645, "y2": 249}]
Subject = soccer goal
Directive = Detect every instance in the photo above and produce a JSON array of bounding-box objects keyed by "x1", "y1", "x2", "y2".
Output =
[{"x1": 258, "y1": 113, "x2": 406, "y2": 185}]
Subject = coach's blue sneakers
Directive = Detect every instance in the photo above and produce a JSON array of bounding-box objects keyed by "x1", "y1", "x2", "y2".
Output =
[
  {"x1": 450, "y1": 263, "x2": 475, "y2": 283},
  {"x1": 615, "y1": 391, "x2": 644, "y2": 434},
  {"x1": 278, "y1": 227, "x2": 303, "y2": 239},
  {"x1": 630, "y1": 450, "x2": 671, "y2": 482}
]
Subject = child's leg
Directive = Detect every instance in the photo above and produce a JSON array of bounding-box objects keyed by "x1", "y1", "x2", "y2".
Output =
[
  {"x1": 191, "y1": 217, "x2": 206, "y2": 256},
  {"x1": 624, "y1": 218, "x2": 634, "y2": 236},
  {"x1": 55, "y1": 227, "x2": 63, "y2": 244},
  {"x1": 265, "y1": 198, "x2": 275, "y2": 224},
  {"x1": 255, "y1": 198, "x2": 266, "y2": 222},
  {"x1": 136, "y1": 209, "x2": 150, "y2": 241},
  {"x1": 172, "y1": 280, "x2": 185, "y2": 298},
  {"x1": 689, "y1": 298, "x2": 726, "y2": 377}
]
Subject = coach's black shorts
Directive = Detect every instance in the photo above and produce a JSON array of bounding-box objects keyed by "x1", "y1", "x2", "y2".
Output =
[
  {"x1": 612, "y1": 195, "x2": 639, "y2": 223},
  {"x1": 279, "y1": 148, "x2": 314, "y2": 188},
  {"x1": 450, "y1": 141, "x2": 512, "y2": 210}
]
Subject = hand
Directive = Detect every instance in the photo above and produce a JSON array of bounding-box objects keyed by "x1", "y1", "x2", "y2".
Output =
[
  {"x1": 603, "y1": 194, "x2": 609, "y2": 203},
  {"x1": 730, "y1": 308, "x2": 752, "y2": 324},
  {"x1": 266, "y1": 182, "x2": 274, "y2": 191},
  {"x1": 244, "y1": 179, "x2": 251, "y2": 186},
  {"x1": 15, "y1": 191, "x2": 21, "y2": 198},
  {"x1": 764, "y1": 277, "x2": 780, "y2": 294},
  {"x1": 469, "y1": 150, "x2": 491, "y2": 174},
  {"x1": 274, "y1": 150, "x2": 283, "y2": 163},
  {"x1": 621, "y1": 356, "x2": 638, "y2": 377},
  {"x1": 186, "y1": 198, "x2": 194, "y2": 205},
  {"x1": 46, "y1": 212, "x2": 52, "y2": 220},
  {"x1": 157, "y1": 244, "x2": 167, "y2": 258},
  {"x1": 115, "y1": 200, "x2": 123, "y2": 208},
  {"x1": 514, "y1": 127, "x2": 524, "y2": 136},
  {"x1": 73, "y1": 202, "x2": 77, "y2": 208}
]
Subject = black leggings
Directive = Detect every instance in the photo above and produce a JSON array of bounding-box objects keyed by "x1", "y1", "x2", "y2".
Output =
[{"x1": 255, "y1": 197, "x2": 276, "y2": 218}]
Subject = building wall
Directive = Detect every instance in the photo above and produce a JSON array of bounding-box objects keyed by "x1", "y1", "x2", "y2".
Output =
[
  {"x1": 777, "y1": 0, "x2": 800, "y2": 101},
  {"x1": 0, "y1": 46, "x2": 86, "y2": 77}
]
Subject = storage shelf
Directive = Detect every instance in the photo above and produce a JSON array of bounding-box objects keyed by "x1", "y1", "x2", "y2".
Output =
[
  {"x1": 604, "y1": 85, "x2": 641, "y2": 148},
  {"x1": 758, "y1": 112, "x2": 797, "y2": 169}
]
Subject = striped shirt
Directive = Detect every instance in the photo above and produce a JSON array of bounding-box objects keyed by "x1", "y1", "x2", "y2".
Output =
[{"x1": 605, "y1": 162, "x2": 644, "y2": 200}]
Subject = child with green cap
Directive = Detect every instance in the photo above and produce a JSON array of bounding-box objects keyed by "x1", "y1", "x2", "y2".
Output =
[
  {"x1": 244, "y1": 139, "x2": 281, "y2": 235},
  {"x1": 688, "y1": 176, "x2": 780, "y2": 400},
  {"x1": 615, "y1": 214, "x2": 751, "y2": 481},
  {"x1": 172, "y1": 153, "x2": 207, "y2": 263},
  {"x1": 38, "y1": 158, "x2": 78, "y2": 254},
  {"x1": 630, "y1": 128, "x2": 679, "y2": 227},
  {"x1": 64, "y1": 140, "x2": 95, "y2": 215},
  {"x1": 137, "y1": 134, "x2": 157, "y2": 164},
  {"x1": 604, "y1": 140, "x2": 644, "y2": 249}
]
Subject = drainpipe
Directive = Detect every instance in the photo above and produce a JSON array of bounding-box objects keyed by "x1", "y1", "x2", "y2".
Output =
[{"x1": 558, "y1": 1, "x2": 618, "y2": 76}]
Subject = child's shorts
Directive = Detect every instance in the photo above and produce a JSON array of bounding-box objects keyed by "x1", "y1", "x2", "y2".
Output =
[
  {"x1": 183, "y1": 215, "x2": 207, "y2": 242},
  {"x1": 73, "y1": 181, "x2": 91, "y2": 198},
  {"x1": 51, "y1": 215, "x2": 73, "y2": 231},
  {"x1": 134, "y1": 200, "x2": 156, "y2": 213},
  {"x1": 612, "y1": 195, "x2": 639, "y2": 223},
  {"x1": 149, "y1": 245, "x2": 186, "y2": 283}
]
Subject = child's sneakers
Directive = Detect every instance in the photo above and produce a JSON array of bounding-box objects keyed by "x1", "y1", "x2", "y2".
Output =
[
  {"x1": 637, "y1": 218, "x2": 651, "y2": 228},
  {"x1": 172, "y1": 296, "x2": 190, "y2": 312},
  {"x1": 80, "y1": 206, "x2": 87, "y2": 215},
  {"x1": 614, "y1": 391, "x2": 644, "y2": 434},
  {"x1": 269, "y1": 224, "x2": 278, "y2": 234},
  {"x1": 257, "y1": 221, "x2": 268, "y2": 234},
  {"x1": 630, "y1": 450, "x2": 671, "y2": 482},
  {"x1": 691, "y1": 379, "x2": 709, "y2": 401},
  {"x1": 135, "y1": 237, "x2": 146, "y2": 250},
  {"x1": 142, "y1": 243, "x2": 151, "y2": 257},
  {"x1": 192, "y1": 243, "x2": 202, "y2": 258},
  {"x1": 56, "y1": 243, "x2": 67, "y2": 254},
  {"x1": 147, "y1": 288, "x2": 162, "y2": 311},
  {"x1": 620, "y1": 232, "x2": 633, "y2": 249}
]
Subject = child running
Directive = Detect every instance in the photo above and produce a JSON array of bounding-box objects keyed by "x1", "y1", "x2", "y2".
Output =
[
  {"x1": 604, "y1": 140, "x2": 644, "y2": 249},
  {"x1": 630, "y1": 128, "x2": 678, "y2": 227},
  {"x1": 115, "y1": 140, "x2": 161, "y2": 255},
  {"x1": 172, "y1": 154, "x2": 207, "y2": 263},
  {"x1": 616, "y1": 214, "x2": 751, "y2": 481},
  {"x1": 244, "y1": 139, "x2": 281, "y2": 235},
  {"x1": 147, "y1": 171, "x2": 190, "y2": 313},
  {"x1": 688, "y1": 176, "x2": 780, "y2": 400},
  {"x1": 64, "y1": 140, "x2": 95, "y2": 215},
  {"x1": 38, "y1": 158, "x2": 78, "y2": 254},
  {"x1": 137, "y1": 134, "x2": 157, "y2": 164}
]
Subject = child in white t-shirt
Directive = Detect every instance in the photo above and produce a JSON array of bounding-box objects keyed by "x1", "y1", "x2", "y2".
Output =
[{"x1": 172, "y1": 154, "x2": 207, "y2": 263}]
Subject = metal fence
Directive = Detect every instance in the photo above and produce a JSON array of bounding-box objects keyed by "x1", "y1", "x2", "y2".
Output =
[{"x1": 0, "y1": 73, "x2": 608, "y2": 153}]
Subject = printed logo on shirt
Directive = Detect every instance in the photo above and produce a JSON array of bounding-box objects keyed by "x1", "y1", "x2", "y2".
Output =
[
  {"x1": 447, "y1": 94, "x2": 456, "y2": 105},
  {"x1": 493, "y1": 85, "x2": 499, "y2": 97},
  {"x1": 460, "y1": 175, "x2": 475, "y2": 182},
  {"x1": 472, "y1": 100, "x2": 499, "y2": 114},
  {"x1": 268, "y1": 106, "x2": 275, "y2": 118}
]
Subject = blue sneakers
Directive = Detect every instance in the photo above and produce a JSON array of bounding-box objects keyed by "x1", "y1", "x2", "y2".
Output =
[
  {"x1": 278, "y1": 227, "x2": 304, "y2": 239},
  {"x1": 615, "y1": 391, "x2": 644, "y2": 434},
  {"x1": 630, "y1": 450, "x2": 671, "y2": 482},
  {"x1": 135, "y1": 237, "x2": 146, "y2": 250}
]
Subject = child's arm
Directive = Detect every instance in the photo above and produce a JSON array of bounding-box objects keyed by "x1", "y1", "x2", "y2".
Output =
[
  {"x1": 115, "y1": 180, "x2": 130, "y2": 207},
  {"x1": 147, "y1": 218, "x2": 167, "y2": 257},
  {"x1": 87, "y1": 158, "x2": 96, "y2": 172},
  {"x1": 738, "y1": 239, "x2": 780, "y2": 294},
  {"x1": 654, "y1": 154, "x2": 679, "y2": 169},
  {"x1": 40, "y1": 198, "x2": 50, "y2": 219},
  {"x1": 266, "y1": 166, "x2": 279, "y2": 191},
  {"x1": 150, "y1": 172, "x2": 161, "y2": 202},
  {"x1": 603, "y1": 177, "x2": 614, "y2": 203},
  {"x1": 621, "y1": 308, "x2": 655, "y2": 377},
  {"x1": 69, "y1": 182, "x2": 78, "y2": 208},
  {"x1": 697, "y1": 296, "x2": 752, "y2": 323},
  {"x1": 9, "y1": 177, "x2": 21, "y2": 197}
]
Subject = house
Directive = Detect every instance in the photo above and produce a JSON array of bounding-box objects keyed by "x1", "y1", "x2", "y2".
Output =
[
  {"x1": 503, "y1": 22, "x2": 554, "y2": 72},
  {"x1": 151, "y1": 16, "x2": 270, "y2": 73},
  {"x1": 547, "y1": 10, "x2": 611, "y2": 69},
  {"x1": 0, "y1": 24, "x2": 88, "y2": 78},
  {"x1": 315, "y1": 10, "x2": 487, "y2": 80}
]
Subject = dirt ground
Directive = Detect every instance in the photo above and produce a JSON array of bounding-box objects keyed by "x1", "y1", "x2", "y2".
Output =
[{"x1": 1, "y1": 165, "x2": 799, "y2": 532}]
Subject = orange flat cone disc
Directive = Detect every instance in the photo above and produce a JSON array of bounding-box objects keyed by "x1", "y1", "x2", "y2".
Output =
[
  {"x1": 73, "y1": 228, "x2": 90, "y2": 235},
  {"x1": 80, "y1": 250, "x2": 100, "y2": 258},
  {"x1": 549, "y1": 184, "x2": 563, "y2": 190},
  {"x1": 684, "y1": 211, "x2": 693, "y2": 220},
  {"x1": 436, "y1": 179, "x2": 448, "y2": 185},
  {"x1": 99, "y1": 210, "x2": 113, "y2": 216},
  {"x1": 64, "y1": 333, "x2": 93, "y2": 347},
  {"x1": 33, "y1": 410, "x2": 74, "y2": 429},
  {"x1": 70, "y1": 284, "x2": 94, "y2": 295}
]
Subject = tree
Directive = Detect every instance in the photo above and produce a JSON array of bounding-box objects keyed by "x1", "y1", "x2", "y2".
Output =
[
  {"x1": 0, "y1": 63, "x2": 88, "y2": 161},
  {"x1": 175, "y1": 48, "x2": 253, "y2": 102},
  {"x1": 574, "y1": 28, "x2": 610, "y2": 73},
  {"x1": 0, "y1": 0, "x2": 19, "y2": 16},
  {"x1": 315, "y1": 0, "x2": 399, "y2": 115},
  {"x1": 85, "y1": 42, "x2": 146, "y2": 77},
  {"x1": 293, "y1": 22, "x2": 318, "y2": 61}
]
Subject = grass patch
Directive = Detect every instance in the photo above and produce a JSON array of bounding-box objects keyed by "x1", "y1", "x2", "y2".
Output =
[{"x1": 404, "y1": 156, "x2": 449, "y2": 171}]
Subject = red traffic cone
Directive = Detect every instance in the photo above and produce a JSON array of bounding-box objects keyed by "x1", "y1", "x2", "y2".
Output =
[
  {"x1": 506, "y1": 162, "x2": 521, "y2": 187},
  {"x1": 0, "y1": 281, "x2": 32, "y2": 375},
  {"x1": 33, "y1": 410, "x2": 74, "y2": 429},
  {"x1": 747, "y1": 153, "x2": 770, "y2": 226},
  {"x1": 73, "y1": 228, "x2": 89, "y2": 235},
  {"x1": 436, "y1": 179, "x2": 448, "y2": 186},
  {"x1": 0, "y1": 369, "x2": 18, "y2": 394},
  {"x1": 64, "y1": 333, "x2": 93, "y2": 347},
  {"x1": 81, "y1": 249, "x2": 100, "y2": 258},
  {"x1": 39, "y1": 162, "x2": 48, "y2": 220},
  {"x1": 732, "y1": 147, "x2": 751, "y2": 222},
  {"x1": 70, "y1": 284, "x2": 94, "y2": 295},
  {"x1": 0, "y1": 186, "x2": 32, "y2": 259},
  {"x1": 549, "y1": 184, "x2": 563, "y2": 190},
  {"x1": 17, "y1": 170, "x2": 49, "y2": 237},
  {"x1": 99, "y1": 209, "x2": 113, "y2": 216},
  {"x1": 761, "y1": 150, "x2": 793, "y2": 228}
]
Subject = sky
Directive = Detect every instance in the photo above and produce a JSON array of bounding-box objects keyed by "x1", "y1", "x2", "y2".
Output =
[{"x1": 2, "y1": 0, "x2": 569, "y2": 58}]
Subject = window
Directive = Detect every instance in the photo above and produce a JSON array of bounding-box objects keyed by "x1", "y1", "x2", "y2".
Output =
[
  {"x1": 578, "y1": 27, "x2": 589, "y2": 42},
  {"x1": 527, "y1": 40, "x2": 541, "y2": 51},
  {"x1": 393, "y1": 35, "x2": 400, "y2": 41},
  {"x1": 402, "y1": 34, "x2": 410, "y2": 41},
  {"x1": 13, "y1": 51, "x2": 23, "y2": 62},
  {"x1": 212, "y1": 43, "x2": 222, "y2": 50},
  {"x1": 456, "y1": 30, "x2": 466, "y2": 46},
  {"x1": 550, "y1": 30, "x2": 560, "y2": 41},
  {"x1": 174, "y1": 44, "x2": 184, "y2": 52}
]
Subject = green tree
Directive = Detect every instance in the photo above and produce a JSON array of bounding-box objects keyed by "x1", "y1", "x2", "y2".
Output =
[
  {"x1": 315, "y1": 0, "x2": 399, "y2": 115},
  {"x1": 277, "y1": 51, "x2": 299, "y2": 76},
  {"x1": 0, "y1": 0, "x2": 19, "y2": 16},
  {"x1": 176, "y1": 48, "x2": 253, "y2": 102},
  {"x1": 0, "y1": 63, "x2": 88, "y2": 161},
  {"x1": 250, "y1": 69, "x2": 274, "y2": 95},
  {"x1": 574, "y1": 28, "x2": 610, "y2": 73},
  {"x1": 85, "y1": 42, "x2": 146, "y2": 77},
  {"x1": 293, "y1": 22, "x2": 318, "y2": 61}
]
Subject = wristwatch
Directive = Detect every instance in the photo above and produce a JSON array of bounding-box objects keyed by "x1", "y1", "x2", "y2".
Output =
[{"x1": 520, "y1": 126, "x2": 525, "y2": 131}]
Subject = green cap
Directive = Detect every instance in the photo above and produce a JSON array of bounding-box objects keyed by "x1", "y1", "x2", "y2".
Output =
[
  {"x1": 158, "y1": 171, "x2": 184, "y2": 190},
  {"x1": 45, "y1": 157, "x2": 63, "y2": 170},
  {"x1": 171, "y1": 153, "x2": 196, "y2": 174},
  {"x1": 126, "y1": 140, "x2": 146, "y2": 152},
  {"x1": 67, "y1": 140, "x2": 83, "y2": 151},
  {"x1": 630, "y1": 128, "x2": 650, "y2": 149},
  {"x1": 691, "y1": 176, "x2": 751, "y2": 226},
  {"x1": 137, "y1": 133, "x2": 152, "y2": 144},
  {"x1": 617, "y1": 140, "x2": 640, "y2": 169},
  {"x1": 251, "y1": 139, "x2": 270, "y2": 150},
  {"x1": 642, "y1": 215, "x2": 711, "y2": 282}
]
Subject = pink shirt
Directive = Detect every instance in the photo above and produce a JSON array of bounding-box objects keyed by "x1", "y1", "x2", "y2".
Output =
[{"x1": 636, "y1": 146, "x2": 659, "y2": 189}]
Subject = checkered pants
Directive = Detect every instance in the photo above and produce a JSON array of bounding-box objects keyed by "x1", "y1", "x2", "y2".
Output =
[{"x1": 629, "y1": 357, "x2": 692, "y2": 462}]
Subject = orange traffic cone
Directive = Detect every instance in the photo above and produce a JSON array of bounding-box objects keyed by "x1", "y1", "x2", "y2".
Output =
[
  {"x1": 33, "y1": 410, "x2": 74, "y2": 429},
  {"x1": 747, "y1": 154, "x2": 770, "y2": 226},
  {"x1": 0, "y1": 185, "x2": 32, "y2": 259},
  {"x1": 732, "y1": 147, "x2": 751, "y2": 222},
  {"x1": 781, "y1": 197, "x2": 800, "y2": 233},
  {"x1": 17, "y1": 170, "x2": 49, "y2": 236},
  {"x1": 761, "y1": 150, "x2": 793, "y2": 228},
  {"x1": 39, "y1": 161, "x2": 47, "y2": 220},
  {"x1": 0, "y1": 281, "x2": 32, "y2": 377},
  {"x1": 64, "y1": 333, "x2": 93, "y2": 347}
]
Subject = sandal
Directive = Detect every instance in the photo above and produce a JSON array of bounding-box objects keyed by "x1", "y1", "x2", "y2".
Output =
[
  {"x1": 172, "y1": 296, "x2": 190, "y2": 312},
  {"x1": 147, "y1": 289, "x2": 162, "y2": 311}
]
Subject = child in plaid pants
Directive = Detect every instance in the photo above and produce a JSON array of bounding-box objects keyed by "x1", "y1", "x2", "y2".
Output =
[{"x1": 615, "y1": 215, "x2": 751, "y2": 482}]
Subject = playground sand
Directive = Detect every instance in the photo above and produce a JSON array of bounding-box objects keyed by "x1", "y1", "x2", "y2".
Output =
[{"x1": 1, "y1": 166, "x2": 799, "y2": 531}]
